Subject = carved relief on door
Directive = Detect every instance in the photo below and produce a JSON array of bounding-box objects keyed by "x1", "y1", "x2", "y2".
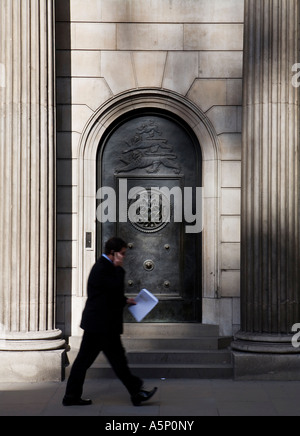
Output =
[{"x1": 115, "y1": 119, "x2": 181, "y2": 175}]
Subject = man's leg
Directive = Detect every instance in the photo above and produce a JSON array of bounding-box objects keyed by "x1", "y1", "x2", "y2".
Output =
[
  {"x1": 103, "y1": 335, "x2": 143, "y2": 396},
  {"x1": 64, "y1": 331, "x2": 102, "y2": 399}
]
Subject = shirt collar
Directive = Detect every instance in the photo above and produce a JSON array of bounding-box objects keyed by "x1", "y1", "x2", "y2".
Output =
[{"x1": 102, "y1": 253, "x2": 113, "y2": 263}]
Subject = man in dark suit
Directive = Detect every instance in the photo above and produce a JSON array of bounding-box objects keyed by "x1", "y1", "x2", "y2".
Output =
[{"x1": 62, "y1": 237, "x2": 157, "y2": 407}]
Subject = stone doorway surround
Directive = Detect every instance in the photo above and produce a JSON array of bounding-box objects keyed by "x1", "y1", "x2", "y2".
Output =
[{"x1": 73, "y1": 89, "x2": 221, "y2": 336}]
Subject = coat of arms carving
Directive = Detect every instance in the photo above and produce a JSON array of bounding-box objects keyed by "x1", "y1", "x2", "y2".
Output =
[{"x1": 115, "y1": 120, "x2": 181, "y2": 174}]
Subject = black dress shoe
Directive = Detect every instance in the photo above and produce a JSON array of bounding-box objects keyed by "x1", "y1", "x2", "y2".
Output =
[
  {"x1": 62, "y1": 396, "x2": 92, "y2": 406},
  {"x1": 131, "y1": 387, "x2": 158, "y2": 407}
]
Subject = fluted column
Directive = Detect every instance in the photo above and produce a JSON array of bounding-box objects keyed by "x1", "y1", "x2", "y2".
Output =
[
  {"x1": 0, "y1": 0, "x2": 64, "y2": 381},
  {"x1": 232, "y1": 0, "x2": 300, "y2": 379}
]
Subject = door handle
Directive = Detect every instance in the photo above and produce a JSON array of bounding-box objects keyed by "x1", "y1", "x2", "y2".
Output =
[{"x1": 143, "y1": 260, "x2": 154, "y2": 271}]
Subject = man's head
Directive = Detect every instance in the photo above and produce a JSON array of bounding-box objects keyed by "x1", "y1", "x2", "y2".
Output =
[{"x1": 104, "y1": 237, "x2": 127, "y2": 256}]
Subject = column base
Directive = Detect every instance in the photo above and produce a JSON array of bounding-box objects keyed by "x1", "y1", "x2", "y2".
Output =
[
  {"x1": 0, "y1": 349, "x2": 66, "y2": 382},
  {"x1": 0, "y1": 329, "x2": 65, "y2": 350},
  {"x1": 233, "y1": 351, "x2": 300, "y2": 381},
  {"x1": 0, "y1": 329, "x2": 66, "y2": 382},
  {"x1": 232, "y1": 331, "x2": 300, "y2": 380}
]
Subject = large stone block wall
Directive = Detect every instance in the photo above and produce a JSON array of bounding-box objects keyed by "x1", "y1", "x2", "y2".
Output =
[{"x1": 55, "y1": 0, "x2": 244, "y2": 337}]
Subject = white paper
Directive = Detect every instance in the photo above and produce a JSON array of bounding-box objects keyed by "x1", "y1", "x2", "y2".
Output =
[{"x1": 128, "y1": 289, "x2": 159, "y2": 322}]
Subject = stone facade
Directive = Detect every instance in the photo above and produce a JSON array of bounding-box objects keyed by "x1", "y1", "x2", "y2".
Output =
[
  {"x1": 55, "y1": 0, "x2": 244, "y2": 340},
  {"x1": 0, "y1": 0, "x2": 299, "y2": 381}
]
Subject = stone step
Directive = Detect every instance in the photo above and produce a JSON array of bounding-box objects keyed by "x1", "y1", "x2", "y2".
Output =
[
  {"x1": 66, "y1": 324, "x2": 233, "y2": 380},
  {"x1": 123, "y1": 323, "x2": 219, "y2": 338},
  {"x1": 86, "y1": 363, "x2": 234, "y2": 380},
  {"x1": 94, "y1": 349, "x2": 232, "y2": 365},
  {"x1": 68, "y1": 324, "x2": 225, "y2": 353},
  {"x1": 123, "y1": 337, "x2": 220, "y2": 351},
  {"x1": 68, "y1": 337, "x2": 223, "y2": 355}
]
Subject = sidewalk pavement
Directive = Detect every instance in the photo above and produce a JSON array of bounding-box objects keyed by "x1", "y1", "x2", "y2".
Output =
[{"x1": 1, "y1": 378, "x2": 300, "y2": 416}]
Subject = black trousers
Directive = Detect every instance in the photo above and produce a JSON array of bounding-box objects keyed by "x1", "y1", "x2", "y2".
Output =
[{"x1": 65, "y1": 331, "x2": 143, "y2": 398}]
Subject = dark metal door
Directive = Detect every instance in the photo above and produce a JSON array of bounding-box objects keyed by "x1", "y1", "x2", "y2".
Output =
[{"x1": 97, "y1": 112, "x2": 202, "y2": 322}]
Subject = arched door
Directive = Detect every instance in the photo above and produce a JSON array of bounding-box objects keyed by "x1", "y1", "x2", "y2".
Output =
[{"x1": 97, "y1": 110, "x2": 202, "y2": 322}]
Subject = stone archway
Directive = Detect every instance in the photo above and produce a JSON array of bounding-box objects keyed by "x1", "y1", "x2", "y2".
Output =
[{"x1": 75, "y1": 89, "x2": 220, "y2": 333}]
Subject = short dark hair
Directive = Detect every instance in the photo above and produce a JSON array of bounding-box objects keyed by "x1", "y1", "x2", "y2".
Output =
[{"x1": 104, "y1": 237, "x2": 127, "y2": 255}]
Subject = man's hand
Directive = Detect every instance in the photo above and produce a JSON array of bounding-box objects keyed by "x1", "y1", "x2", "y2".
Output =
[
  {"x1": 126, "y1": 298, "x2": 136, "y2": 306},
  {"x1": 113, "y1": 251, "x2": 125, "y2": 267}
]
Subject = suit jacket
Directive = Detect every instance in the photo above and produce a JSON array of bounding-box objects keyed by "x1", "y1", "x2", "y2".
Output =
[{"x1": 80, "y1": 256, "x2": 127, "y2": 335}]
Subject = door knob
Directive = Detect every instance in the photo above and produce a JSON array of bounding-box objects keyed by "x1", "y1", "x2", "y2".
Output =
[
  {"x1": 143, "y1": 260, "x2": 154, "y2": 271},
  {"x1": 164, "y1": 281, "x2": 170, "y2": 288},
  {"x1": 128, "y1": 280, "x2": 134, "y2": 286}
]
